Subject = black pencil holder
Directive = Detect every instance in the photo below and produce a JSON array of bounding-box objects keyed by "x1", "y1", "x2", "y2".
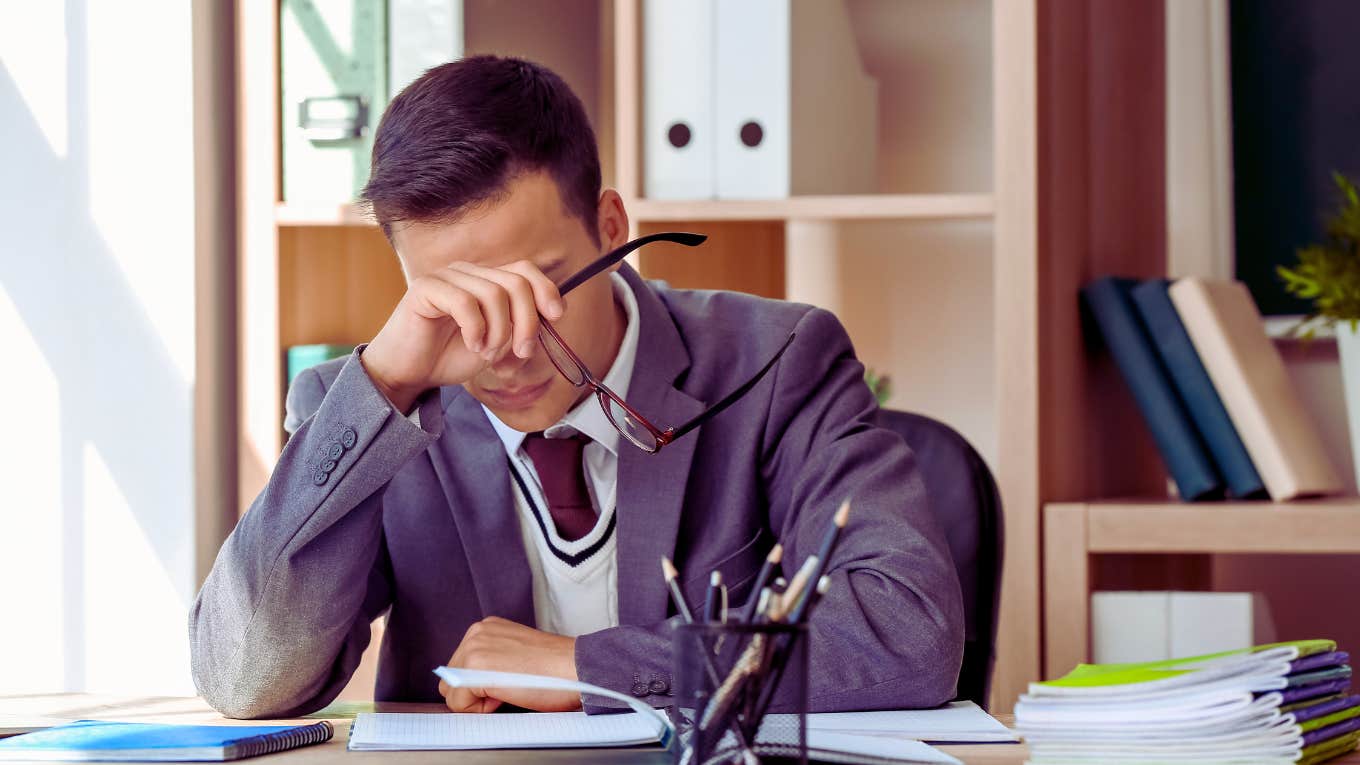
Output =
[{"x1": 672, "y1": 621, "x2": 808, "y2": 765}]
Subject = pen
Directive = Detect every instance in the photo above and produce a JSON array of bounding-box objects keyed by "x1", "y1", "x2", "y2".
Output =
[
  {"x1": 795, "y1": 574, "x2": 832, "y2": 624},
  {"x1": 739, "y1": 544, "x2": 782, "y2": 623},
  {"x1": 704, "y1": 571, "x2": 723, "y2": 623},
  {"x1": 661, "y1": 557, "x2": 695, "y2": 623}
]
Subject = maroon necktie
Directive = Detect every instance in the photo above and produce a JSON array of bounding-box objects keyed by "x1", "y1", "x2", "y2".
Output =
[{"x1": 522, "y1": 432, "x2": 597, "y2": 541}]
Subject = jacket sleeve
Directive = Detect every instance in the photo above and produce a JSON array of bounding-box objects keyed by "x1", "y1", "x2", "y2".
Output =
[
  {"x1": 575, "y1": 307, "x2": 964, "y2": 713},
  {"x1": 188, "y1": 348, "x2": 445, "y2": 718}
]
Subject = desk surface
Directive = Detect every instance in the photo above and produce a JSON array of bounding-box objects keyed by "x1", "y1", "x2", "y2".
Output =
[
  {"x1": 5, "y1": 694, "x2": 1358, "y2": 764},
  {"x1": 0, "y1": 694, "x2": 1027, "y2": 764}
]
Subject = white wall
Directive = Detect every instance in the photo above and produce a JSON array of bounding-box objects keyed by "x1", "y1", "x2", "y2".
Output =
[{"x1": 0, "y1": 0, "x2": 198, "y2": 695}]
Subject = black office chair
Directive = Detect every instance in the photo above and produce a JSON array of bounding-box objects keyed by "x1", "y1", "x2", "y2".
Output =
[{"x1": 875, "y1": 409, "x2": 1003, "y2": 710}]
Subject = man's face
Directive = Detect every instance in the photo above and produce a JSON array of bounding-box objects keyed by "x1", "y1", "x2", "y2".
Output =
[{"x1": 390, "y1": 170, "x2": 627, "y2": 432}]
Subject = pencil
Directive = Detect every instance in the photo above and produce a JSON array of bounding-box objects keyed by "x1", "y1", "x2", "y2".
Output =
[
  {"x1": 661, "y1": 557, "x2": 695, "y2": 623},
  {"x1": 739, "y1": 544, "x2": 782, "y2": 623},
  {"x1": 789, "y1": 574, "x2": 833, "y2": 624},
  {"x1": 774, "y1": 555, "x2": 819, "y2": 622},
  {"x1": 816, "y1": 499, "x2": 852, "y2": 564},
  {"x1": 787, "y1": 500, "x2": 852, "y2": 623}
]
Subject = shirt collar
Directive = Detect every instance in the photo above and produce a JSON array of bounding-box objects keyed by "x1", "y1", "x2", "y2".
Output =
[{"x1": 484, "y1": 271, "x2": 640, "y2": 458}]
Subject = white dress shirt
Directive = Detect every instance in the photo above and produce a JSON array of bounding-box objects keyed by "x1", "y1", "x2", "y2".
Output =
[{"x1": 482, "y1": 272, "x2": 639, "y2": 637}]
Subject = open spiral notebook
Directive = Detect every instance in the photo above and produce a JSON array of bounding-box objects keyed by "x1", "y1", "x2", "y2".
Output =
[{"x1": 345, "y1": 667, "x2": 1015, "y2": 764}]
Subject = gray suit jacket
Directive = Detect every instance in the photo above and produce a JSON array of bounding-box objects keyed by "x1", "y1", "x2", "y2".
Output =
[{"x1": 189, "y1": 265, "x2": 964, "y2": 719}]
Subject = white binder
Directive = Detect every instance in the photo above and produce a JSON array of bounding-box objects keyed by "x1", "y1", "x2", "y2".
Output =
[
  {"x1": 388, "y1": 0, "x2": 463, "y2": 99},
  {"x1": 643, "y1": 0, "x2": 715, "y2": 199},
  {"x1": 1092, "y1": 592, "x2": 1276, "y2": 664},
  {"x1": 712, "y1": 0, "x2": 878, "y2": 199}
]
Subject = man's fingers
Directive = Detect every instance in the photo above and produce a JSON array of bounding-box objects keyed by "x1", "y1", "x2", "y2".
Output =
[
  {"x1": 410, "y1": 276, "x2": 487, "y2": 353},
  {"x1": 442, "y1": 684, "x2": 502, "y2": 714},
  {"x1": 450, "y1": 262, "x2": 542, "y2": 359},
  {"x1": 502, "y1": 260, "x2": 566, "y2": 321},
  {"x1": 429, "y1": 268, "x2": 512, "y2": 359}
]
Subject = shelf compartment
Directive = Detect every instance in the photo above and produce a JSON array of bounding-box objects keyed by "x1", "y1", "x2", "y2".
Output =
[{"x1": 1076, "y1": 498, "x2": 1360, "y2": 554}]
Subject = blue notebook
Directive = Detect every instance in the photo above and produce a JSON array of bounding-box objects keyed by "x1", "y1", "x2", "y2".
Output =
[
  {"x1": 1129, "y1": 279, "x2": 1268, "y2": 499},
  {"x1": 1081, "y1": 277, "x2": 1224, "y2": 501},
  {"x1": 0, "y1": 719, "x2": 333, "y2": 761}
]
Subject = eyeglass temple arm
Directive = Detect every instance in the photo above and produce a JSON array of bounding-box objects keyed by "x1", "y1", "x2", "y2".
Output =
[
  {"x1": 557, "y1": 232, "x2": 707, "y2": 296},
  {"x1": 668, "y1": 333, "x2": 796, "y2": 442}
]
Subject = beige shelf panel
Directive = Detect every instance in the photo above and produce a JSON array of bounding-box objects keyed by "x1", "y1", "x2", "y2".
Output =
[
  {"x1": 1079, "y1": 497, "x2": 1360, "y2": 553},
  {"x1": 277, "y1": 193, "x2": 994, "y2": 227},
  {"x1": 630, "y1": 193, "x2": 994, "y2": 222},
  {"x1": 276, "y1": 203, "x2": 376, "y2": 227}
]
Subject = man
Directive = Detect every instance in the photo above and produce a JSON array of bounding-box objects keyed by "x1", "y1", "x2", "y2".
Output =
[{"x1": 190, "y1": 55, "x2": 963, "y2": 718}]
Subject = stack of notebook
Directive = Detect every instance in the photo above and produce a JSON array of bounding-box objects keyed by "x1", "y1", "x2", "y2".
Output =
[{"x1": 1016, "y1": 640, "x2": 1359, "y2": 764}]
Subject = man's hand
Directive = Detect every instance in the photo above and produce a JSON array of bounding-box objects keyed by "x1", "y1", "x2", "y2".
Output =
[
  {"x1": 437, "y1": 616, "x2": 582, "y2": 713},
  {"x1": 361, "y1": 260, "x2": 565, "y2": 413}
]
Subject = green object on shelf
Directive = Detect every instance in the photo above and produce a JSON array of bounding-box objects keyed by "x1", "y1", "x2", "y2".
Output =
[
  {"x1": 1277, "y1": 171, "x2": 1360, "y2": 338},
  {"x1": 287, "y1": 344, "x2": 356, "y2": 385},
  {"x1": 864, "y1": 368, "x2": 893, "y2": 406}
]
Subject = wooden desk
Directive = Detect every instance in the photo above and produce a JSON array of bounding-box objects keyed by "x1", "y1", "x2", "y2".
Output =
[{"x1": 0, "y1": 694, "x2": 1027, "y2": 764}]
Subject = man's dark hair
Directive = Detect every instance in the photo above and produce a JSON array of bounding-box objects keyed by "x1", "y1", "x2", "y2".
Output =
[{"x1": 361, "y1": 55, "x2": 601, "y2": 246}]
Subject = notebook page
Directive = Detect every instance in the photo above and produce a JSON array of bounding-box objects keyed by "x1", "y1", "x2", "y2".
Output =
[
  {"x1": 802, "y1": 701, "x2": 1018, "y2": 743},
  {"x1": 348, "y1": 712, "x2": 661, "y2": 751}
]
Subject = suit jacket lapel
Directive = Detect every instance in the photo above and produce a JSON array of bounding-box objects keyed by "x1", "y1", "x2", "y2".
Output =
[
  {"x1": 427, "y1": 386, "x2": 535, "y2": 625},
  {"x1": 614, "y1": 266, "x2": 705, "y2": 626}
]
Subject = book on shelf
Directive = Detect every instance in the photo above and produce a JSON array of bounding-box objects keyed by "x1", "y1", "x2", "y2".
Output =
[
  {"x1": 1016, "y1": 639, "x2": 1360, "y2": 764},
  {"x1": 1081, "y1": 277, "x2": 1225, "y2": 501},
  {"x1": 1168, "y1": 278, "x2": 1343, "y2": 500},
  {"x1": 1130, "y1": 280, "x2": 1268, "y2": 499}
]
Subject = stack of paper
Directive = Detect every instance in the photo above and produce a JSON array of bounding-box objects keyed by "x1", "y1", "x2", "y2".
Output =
[{"x1": 1016, "y1": 640, "x2": 1360, "y2": 764}]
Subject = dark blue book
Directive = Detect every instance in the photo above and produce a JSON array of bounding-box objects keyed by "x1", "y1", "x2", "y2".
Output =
[
  {"x1": 1130, "y1": 279, "x2": 1268, "y2": 499},
  {"x1": 0, "y1": 719, "x2": 332, "y2": 761},
  {"x1": 1081, "y1": 277, "x2": 1224, "y2": 501}
]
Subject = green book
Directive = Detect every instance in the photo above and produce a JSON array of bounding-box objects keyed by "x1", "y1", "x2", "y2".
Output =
[
  {"x1": 1034, "y1": 639, "x2": 1335, "y2": 695},
  {"x1": 286, "y1": 344, "x2": 356, "y2": 386}
]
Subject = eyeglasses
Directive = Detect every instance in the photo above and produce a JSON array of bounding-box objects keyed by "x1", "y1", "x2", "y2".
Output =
[{"x1": 538, "y1": 231, "x2": 796, "y2": 454}]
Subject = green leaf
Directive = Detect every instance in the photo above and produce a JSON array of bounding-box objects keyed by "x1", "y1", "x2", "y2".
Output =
[{"x1": 1279, "y1": 172, "x2": 1360, "y2": 324}]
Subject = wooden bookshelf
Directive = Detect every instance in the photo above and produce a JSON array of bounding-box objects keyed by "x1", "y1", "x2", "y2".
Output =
[{"x1": 1043, "y1": 498, "x2": 1360, "y2": 684}]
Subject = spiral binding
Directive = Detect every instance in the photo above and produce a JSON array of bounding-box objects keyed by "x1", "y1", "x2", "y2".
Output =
[{"x1": 224, "y1": 721, "x2": 333, "y2": 760}]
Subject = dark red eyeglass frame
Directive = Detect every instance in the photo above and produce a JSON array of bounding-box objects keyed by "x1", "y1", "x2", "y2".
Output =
[{"x1": 537, "y1": 231, "x2": 797, "y2": 454}]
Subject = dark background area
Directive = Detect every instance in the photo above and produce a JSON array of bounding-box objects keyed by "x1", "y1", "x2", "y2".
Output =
[{"x1": 1231, "y1": 0, "x2": 1360, "y2": 316}]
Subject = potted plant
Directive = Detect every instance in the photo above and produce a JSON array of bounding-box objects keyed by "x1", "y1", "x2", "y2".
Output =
[{"x1": 1278, "y1": 171, "x2": 1360, "y2": 486}]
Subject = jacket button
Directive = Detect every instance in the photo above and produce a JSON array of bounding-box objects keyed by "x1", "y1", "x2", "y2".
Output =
[
  {"x1": 312, "y1": 470, "x2": 328, "y2": 485},
  {"x1": 320, "y1": 459, "x2": 337, "y2": 473},
  {"x1": 630, "y1": 682, "x2": 649, "y2": 698},
  {"x1": 648, "y1": 676, "x2": 669, "y2": 695},
  {"x1": 340, "y1": 427, "x2": 357, "y2": 449},
  {"x1": 326, "y1": 441, "x2": 344, "y2": 460}
]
